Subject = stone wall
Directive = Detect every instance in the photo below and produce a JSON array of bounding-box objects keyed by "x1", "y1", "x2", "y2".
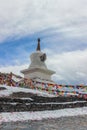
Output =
[{"x1": 0, "y1": 96, "x2": 87, "y2": 112}]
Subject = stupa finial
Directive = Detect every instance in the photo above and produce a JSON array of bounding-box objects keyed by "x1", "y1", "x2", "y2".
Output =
[{"x1": 36, "y1": 38, "x2": 41, "y2": 51}]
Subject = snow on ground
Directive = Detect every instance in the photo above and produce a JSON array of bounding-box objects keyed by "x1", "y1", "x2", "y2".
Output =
[
  {"x1": 20, "y1": 98, "x2": 33, "y2": 101},
  {"x1": 0, "y1": 107, "x2": 87, "y2": 124},
  {"x1": 0, "y1": 85, "x2": 55, "y2": 97},
  {"x1": 2, "y1": 101, "x2": 87, "y2": 106},
  {"x1": 31, "y1": 101, "x2": 87, "y2": 105}
]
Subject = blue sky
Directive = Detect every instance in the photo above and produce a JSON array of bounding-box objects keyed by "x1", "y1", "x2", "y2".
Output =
[{"x1": 0, "y1": 0, "x2": 87, "y2": 85}]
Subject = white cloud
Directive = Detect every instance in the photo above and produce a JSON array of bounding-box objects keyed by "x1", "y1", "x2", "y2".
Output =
[
  {"x1": 0, "y1": 0, "x2": 87, "y2": 42},
  {"x1": 0, "y1": 64, "x2": 28, "y2": 76},
  {"x1": 46, "y1": 49, "x2": 87, "y2": 85}
]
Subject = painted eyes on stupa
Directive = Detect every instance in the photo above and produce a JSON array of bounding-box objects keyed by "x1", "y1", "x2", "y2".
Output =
[{"x1": 40, "y1": 53, "x2": 46, "y2": 62}]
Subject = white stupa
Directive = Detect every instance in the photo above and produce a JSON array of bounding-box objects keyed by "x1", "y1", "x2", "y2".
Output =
[{"x1": 21, "y1": 38, "x2": 55, "y2": 83}]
